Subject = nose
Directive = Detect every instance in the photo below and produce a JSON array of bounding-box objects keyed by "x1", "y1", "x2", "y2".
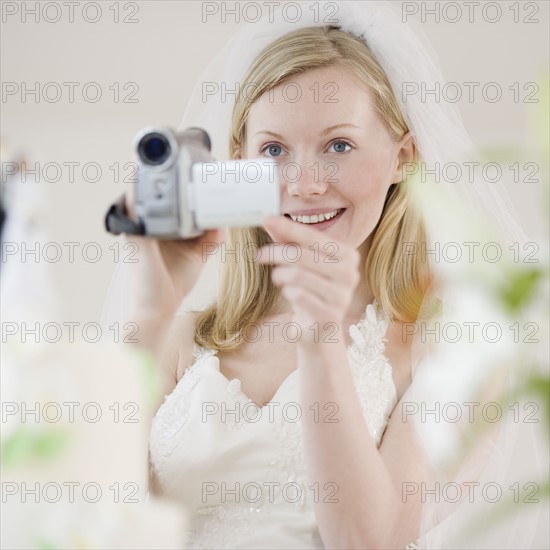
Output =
[{"x1": 282, "y1": 159, "x2": 329, "y2": 198}]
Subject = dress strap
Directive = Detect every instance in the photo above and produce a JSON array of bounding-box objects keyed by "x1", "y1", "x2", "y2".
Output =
[
  {"x1": 191, "y1": 342, "x2": 218, "y2": 366},
  {"x1": 348, "y1": 300, "x2": 390, "y2": 359}
]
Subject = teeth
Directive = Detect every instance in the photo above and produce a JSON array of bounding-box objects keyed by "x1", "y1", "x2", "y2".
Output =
[{"x1": 289, "y1": 209, "x2": 340, "y2": 224}]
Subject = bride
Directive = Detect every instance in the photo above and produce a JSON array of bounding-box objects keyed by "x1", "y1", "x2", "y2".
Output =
[
  {"x1": 105, "y1": 2, "x2": 541, "y2": 548},
  {"x1": 151, "y1": 50, "x2": 422, "y2": 548}
]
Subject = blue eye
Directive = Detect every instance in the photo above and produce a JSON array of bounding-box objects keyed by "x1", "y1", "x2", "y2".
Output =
[
  {"x1": 261, "y1": 144, "x2": 283, "y2": 157},
  {"x1": 329, "y1": 140, "x2": 351, "y2": 153}
]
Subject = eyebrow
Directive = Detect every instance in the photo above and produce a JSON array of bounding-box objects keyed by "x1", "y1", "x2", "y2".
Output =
[{"x1": 253, "y1": 123, "x2": 362, "y2": 140}]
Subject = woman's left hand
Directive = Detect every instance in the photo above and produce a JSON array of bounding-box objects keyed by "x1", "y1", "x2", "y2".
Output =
[{"x1": 258, "y1": 215, "x2": 361, "y2": 347}]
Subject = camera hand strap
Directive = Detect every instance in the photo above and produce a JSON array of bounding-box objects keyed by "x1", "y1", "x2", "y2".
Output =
[{"x1": 104, "y1": 194, "x2": 146, "y2": 236}]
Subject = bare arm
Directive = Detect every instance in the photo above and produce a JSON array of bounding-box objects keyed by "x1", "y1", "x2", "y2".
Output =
[
  {"x1": 147, "y1": 310, "x2": 198, "y2": 496},
  {"x1": 147, "y1": 311, "x2": 199, "y2": 418},
  {"x1": 298, "y1": 343, "x2": 426, "y2": 550},
  {"x1": 256, "y1": 216, "x2": 428, "y2": 549}
]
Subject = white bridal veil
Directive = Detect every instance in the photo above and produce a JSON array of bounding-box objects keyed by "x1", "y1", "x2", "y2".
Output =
[
  {"x1": 173, "y1": 1, "x2": 548, "y2": 548},
  {"x1": 101, "y1": 1, "x2": 548, "y2": 548}
]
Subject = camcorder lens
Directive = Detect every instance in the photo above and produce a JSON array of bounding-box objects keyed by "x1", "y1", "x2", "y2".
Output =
[{"x1": 138, "y1": 133, "x2": 171, "y2": 165}]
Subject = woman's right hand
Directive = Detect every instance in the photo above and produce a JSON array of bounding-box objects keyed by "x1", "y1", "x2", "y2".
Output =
[{"x1": 124, "y1": 185, "x2": 225, "y2": 319}]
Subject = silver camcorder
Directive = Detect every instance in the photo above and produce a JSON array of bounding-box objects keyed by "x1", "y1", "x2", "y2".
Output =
[{"x1": 105, "y1": 127, "x2": 280, "y2": 239}]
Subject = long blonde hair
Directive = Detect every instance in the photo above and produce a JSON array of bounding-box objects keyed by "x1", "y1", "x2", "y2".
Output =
[{"x1": 195, "y1": 25, "x2": 430, "y2": 351}]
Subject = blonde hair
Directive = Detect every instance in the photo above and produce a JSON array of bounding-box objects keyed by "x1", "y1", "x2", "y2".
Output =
[{"x1": 195, "y1": 25, "x2": 430, "y2": 351}]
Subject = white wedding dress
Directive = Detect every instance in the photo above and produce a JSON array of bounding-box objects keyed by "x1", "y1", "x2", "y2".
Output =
[{"x1": 149, "y1": 301, "x2": 416, "y2": 549}]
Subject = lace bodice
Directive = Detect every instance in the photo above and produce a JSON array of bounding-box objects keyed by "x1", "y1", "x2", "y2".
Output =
[{"x1": 149, "y1": 301, "x2": 405, "y2": 549}]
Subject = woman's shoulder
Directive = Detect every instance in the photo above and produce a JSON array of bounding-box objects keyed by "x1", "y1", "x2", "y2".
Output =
[{"x1": 169, "y1": 310, "x2": 202, "y2": 382}]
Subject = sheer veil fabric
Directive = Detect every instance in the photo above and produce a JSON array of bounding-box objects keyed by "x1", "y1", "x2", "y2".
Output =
[
  {"x1": 175, "y1": 1, "x2": 547, "y2": 547},
  {"x1": 103, "y1": 1, "x2": 547, "y2": 547}
]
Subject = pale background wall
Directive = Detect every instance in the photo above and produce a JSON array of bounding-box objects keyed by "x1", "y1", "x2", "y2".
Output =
[{"x1": 1, "y1": 0, "x2": 548, "y2": 321}]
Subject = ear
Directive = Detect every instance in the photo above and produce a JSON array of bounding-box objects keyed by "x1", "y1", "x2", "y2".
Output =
[{"x1": 392, "y1": 132, "x2": 416, "y2": 184}]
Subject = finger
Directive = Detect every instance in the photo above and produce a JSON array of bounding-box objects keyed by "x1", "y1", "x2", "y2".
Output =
[
  {"x1": 271, "y1": 265, "x2": 351, "y2": 308},
  {"x1": 262, "y1": 215, "x2": 355, "y2": 265},
  {"x1": 263, "y1": 214, "x2": 325, "y2": 243},
  {"x1": 263, "y1": 215, "x2": 337, "y2": 252},
  {"x1": 280, "y1": 285, "x2": 345, "y2": 328},
  {"x1": 259, "y1": 240, "x2": 345, "y2": 267},
  {"x1": 258, "y1": 242, "x2": 359, "y2": 286}
]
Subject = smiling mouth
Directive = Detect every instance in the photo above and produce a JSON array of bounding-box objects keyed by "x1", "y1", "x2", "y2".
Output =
[{"x1": 284, "y1": 208, "x2": 345, "y2": 225}]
